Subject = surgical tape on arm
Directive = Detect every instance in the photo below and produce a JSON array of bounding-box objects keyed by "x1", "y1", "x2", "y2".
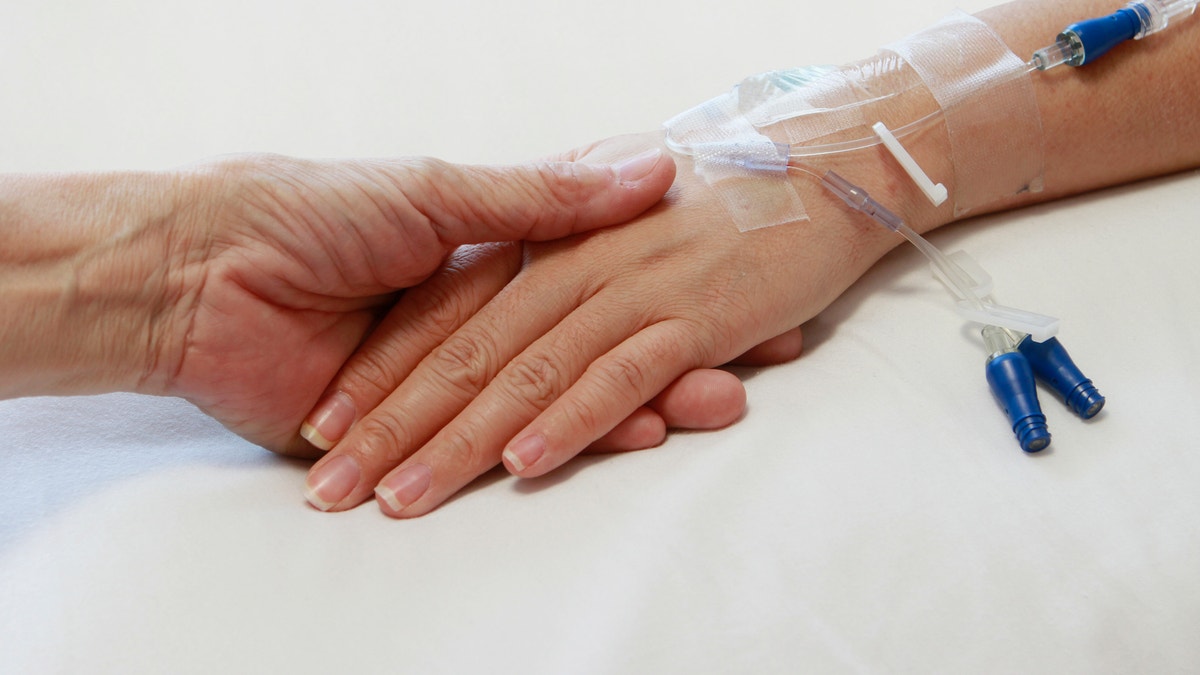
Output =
[
  {"x1": 663, "y1": 90, "x2": 807, "y2": 231},
  {"x1": 883, "y1": 11, "x2": 1045, "y2": 216},
  {"x1": 663, "y1": 11, "x2": 1046, "y2": 228}
]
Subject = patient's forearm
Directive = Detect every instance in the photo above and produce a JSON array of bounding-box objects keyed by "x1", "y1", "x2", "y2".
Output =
[
  {"x1": 0, "y1": 173, "x2": 179, "y2": 399},
  {"x1": 759, "y1": 0, "x2": 1199, "y2": 251},
  {"x1": 982, "y1": 0, "x2": 1200, "y2": 203}
]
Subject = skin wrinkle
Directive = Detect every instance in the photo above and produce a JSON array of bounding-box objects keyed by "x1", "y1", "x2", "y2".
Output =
[
  {"x1": 158, "y1": 267, "x2": 208, "y2": 395},
  {"x1": 231, "y1": 164, "x2": 371, "y2": 307},
  {"x1": 279, "y1": 166, "x2": 379, "y2": 292},
  {"x1": 500, "y1": 353, "x2": 563, "y2": 412},
  {"x1": 252, "y1": 161, "x2": 359, "y2": 287},
  {"x1": 400, "y1": 157, "x2": 469, "y2": 252},
  {"x1": 494, "y1": 165, "x2": 557, "y2": 240},
  {"x1": 352, "y1": 406, "x2": 422, "y2": 467},
  {"x1": 338, "y1": 162, "x2": 436, "y2": 291},
  {"x1": 339, "y1": 341, "x2": 410, "y2": 402},
  {"x1": 364, "y1": 161, "x2": 461, "y2": 289},
  {"x1": 151, "y1": 174, "x2": 223, "y2": 395},
  {"x1": 404, "y1": 246, "x2": 518, "y2": 344},
  {"x1": 521, "y1": 161, "x2": 597, "y2": 236},
  {"x1": 427, "y1": 329, "x2": 503, "y2": 398},
  {"x1": 137, "y1": 217, "x2": 191, "y2": 394},
  {"x1": 330, "y1": 172, "x2": 395, "y2": 292}
]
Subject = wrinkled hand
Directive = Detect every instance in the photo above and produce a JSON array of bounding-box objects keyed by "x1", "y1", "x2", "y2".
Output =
[
  {"x1": 302, "y1": 132, "x2": 899, "y2": 515},
  {"x1": 150, "y1": 149, "x2": 723, "y2": 457}
]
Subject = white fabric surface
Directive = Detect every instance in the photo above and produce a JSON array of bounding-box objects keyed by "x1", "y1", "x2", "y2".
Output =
[{"x1": 3, "y1": 1, "x2": 1199, "y2": 672}]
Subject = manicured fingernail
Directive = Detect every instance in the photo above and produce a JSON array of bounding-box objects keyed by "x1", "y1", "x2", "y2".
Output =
[
  {"x1": 299, "y1": 391, "x2": 356, "y2": 451},
  {"x1": 503, "y1": 435, "x2": 545, "y2": 473},
  {"x1": 304, "y1": 454, "x2": 361, "y2": 511},
  {"x1": 375, "y1": 464, "x2": 433, "y2": 513},
  {"x1": 613, "y1": 149, "x2": 663, "y2": 184}
]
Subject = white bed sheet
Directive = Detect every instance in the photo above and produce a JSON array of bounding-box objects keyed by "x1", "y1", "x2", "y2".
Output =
[{"x1": 3, "y1": 1, "x2": 1198, "y2": 672}]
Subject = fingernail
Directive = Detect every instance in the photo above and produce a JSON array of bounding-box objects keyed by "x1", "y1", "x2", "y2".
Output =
[
  {"x1": 503, "y1": 435, "x2": 545, "y2": 473},
  {"x1": 300, "y1": 391, "x2": 356, "y2": 451},
  {"x1": 304, "y1": 454, "x2": 361, "y2": 511},
  {"x1": 613, "y1": 149, "x2": 663, "y2": 184},
  {"x1": 375, "y1": 464, "x2": 433, "y2": 513}
]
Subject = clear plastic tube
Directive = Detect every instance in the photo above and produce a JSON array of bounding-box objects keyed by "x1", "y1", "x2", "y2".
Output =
[
  {"x1": 1130, "y1": 0, "x2": 1198, "y2": 37},
  {"x1": 786, "y1": 110, "x2": 942, "y2": 158},
  {"x1": 812, "y1": 169, "x2": 987, "y2": 311}
]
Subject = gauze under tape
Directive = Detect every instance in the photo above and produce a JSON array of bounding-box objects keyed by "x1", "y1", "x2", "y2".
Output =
[{"x1": 663, "y1": 11, "x2": 1045, "y2": 229}]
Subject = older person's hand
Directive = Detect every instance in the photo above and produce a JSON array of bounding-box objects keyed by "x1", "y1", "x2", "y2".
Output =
[{"x1": 3, "y1": 150, "x2": 760, "y2": 459}]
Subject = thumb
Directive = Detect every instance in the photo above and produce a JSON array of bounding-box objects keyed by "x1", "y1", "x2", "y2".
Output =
[{"x1": 382, "y1": 148, "x2": 675, "y2": 246}]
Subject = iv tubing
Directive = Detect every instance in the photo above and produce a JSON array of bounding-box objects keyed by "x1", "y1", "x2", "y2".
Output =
[
  {"x1": 787, "y1": 110, "x2": 942, "y2": 158},
  {"x1": 663, "y1": 109, "x2": 943, "y2": 162},
  {"x1": 797, "y1": 166, "x2": 986, "y2": 312}
]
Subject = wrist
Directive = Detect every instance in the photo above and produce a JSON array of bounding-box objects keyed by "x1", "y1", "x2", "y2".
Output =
[
  {"x1": 0, "y1": 171, "x2": 194, "y2": 398},
  {"x1": 785, "y1": 69, "x2": 959, "y2": 272}
]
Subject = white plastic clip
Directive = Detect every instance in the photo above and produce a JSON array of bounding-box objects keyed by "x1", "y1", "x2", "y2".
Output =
[{"x1": 872, "y1": 121, "x2": 948, "y2": 206}]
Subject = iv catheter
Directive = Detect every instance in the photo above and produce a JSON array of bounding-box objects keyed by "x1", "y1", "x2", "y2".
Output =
[
  {"x1": 665, "y1": 0, "x2": 1192, "y2": 452},
  {"x1": 779, "y1": 0, "x2": 1200, "y2": 162},
  {"x1": 789, "y1": 0, "x2": 1197, "y2": 451},
  {"x1": 790, "y1": 0, "x2": 1199, "y2": 158}
]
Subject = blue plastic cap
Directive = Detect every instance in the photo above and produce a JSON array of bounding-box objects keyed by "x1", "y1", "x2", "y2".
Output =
[
  {"x1": 1017, "y1": 336, "x2": 1106, "y2": 419},
  {"x1": 986, "y1": 352, "x2": 1051, "y2": 453},
  {"x1": 1067, "y1": 8, "x2": 1142, "y2": 65}
]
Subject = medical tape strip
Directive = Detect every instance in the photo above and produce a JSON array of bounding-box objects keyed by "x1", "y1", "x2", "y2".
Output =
[
  {"x1": 664, "y1": 92, "x2": 808, "y2": 231},
  {"x1": 663, "y1": 62, "x2": 900, "y2": 231},
  {"x1": 664, "y1": 12, "x2": 1043, "y2": 229},
  {"x1": 883, "y1": 12, "x2": 1046, "y2": 217},
  {"x1": 736, "y1": 65, "x2": 869, "y2": 144}
]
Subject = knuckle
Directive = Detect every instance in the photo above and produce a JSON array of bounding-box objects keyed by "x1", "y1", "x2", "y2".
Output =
[
  {"x1": 535, "y1": 161, "x2": 595, "y2": 205},
  {"x1": 428, "y1": 332, "x2": 496, "y2": 395},
  {"x1": 343, "y1": 347, "x2": 406, "y2": 401},
  {"x1": 509, "y1": 163, "x2": 598, "y2": 234},
  {"x1": 405, "y1": 156, "x2": 453, "y2": 182},
  {"x1": 397, "y1": 156, "x2": 461, "y2": 226},
  {"x1": 679, "y1": 317, "x2": 725, "y2": 366},
  {"x1": 502, "y1": 353, "x2": 563, "y2": 411},
  {"x1": 353, "y1": 411, "x2": 419, "y2": 464},
  {"x1": 596, "y1": 349, "x2": 654, "y2": 395},
  {"x1": 560, "y1": 393, "x2": 608, "y2": 437},
  {"x1": 434, "y1": 419, "x2": 496, "y2": 481},
  {"x1": 407, "y1": 269, "x2": 479, "y2": 339}
]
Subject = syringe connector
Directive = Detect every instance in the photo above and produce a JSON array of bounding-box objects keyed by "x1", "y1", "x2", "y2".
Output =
[
  {"x1": 1063, "y1": 8, "x2": 1142, "y2": 66},
  {"x1": 819, "y1": 170, "x2": 904, "y2": 232},
  {"x1": 1127, "y1": 0, "x2": 1198, "y2": 38},
  {"x1": 1031, "y1": 36, "x2": 1079, "y2": 70},
  {"x1": 1032, "y1": 0, "x2": 1197, "y2": 69},
  {"x1": 983, "y1": 326, "x2": 1051, "y2": 453},
  {"x1": 1017, "y1": 335, "x2": 1106, "y2": 419}
]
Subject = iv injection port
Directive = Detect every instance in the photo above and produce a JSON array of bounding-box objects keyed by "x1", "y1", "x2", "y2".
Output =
[
  {"x1": 1017, "y1": 336, "x2": 1106, "y2": 419},
  {"x1": 1032, "y1": 35, "x2": 1080, "y2": 69},
  {"x1": 820, "y1": 171, "x2": 903, "y2": 231},
  {"x1": 986, "y1": 351, "x2": 1052, "y2": 452},
  {"x1": 983, "y1": 327, "x2": 1051, "y2": 453}
]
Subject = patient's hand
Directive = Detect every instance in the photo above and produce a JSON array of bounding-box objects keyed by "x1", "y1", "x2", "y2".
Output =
[{"x1": 303, "y1": 132, "x2": 908, "y2": 516}]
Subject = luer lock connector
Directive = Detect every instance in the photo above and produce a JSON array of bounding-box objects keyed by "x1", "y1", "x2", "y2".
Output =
[
  {"x1": 983, "y1": 326, "x2": 1051, "y2": 453},
  {"x1": 1017, "y1": 335, "x2": 1106, "y2": 419}
]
